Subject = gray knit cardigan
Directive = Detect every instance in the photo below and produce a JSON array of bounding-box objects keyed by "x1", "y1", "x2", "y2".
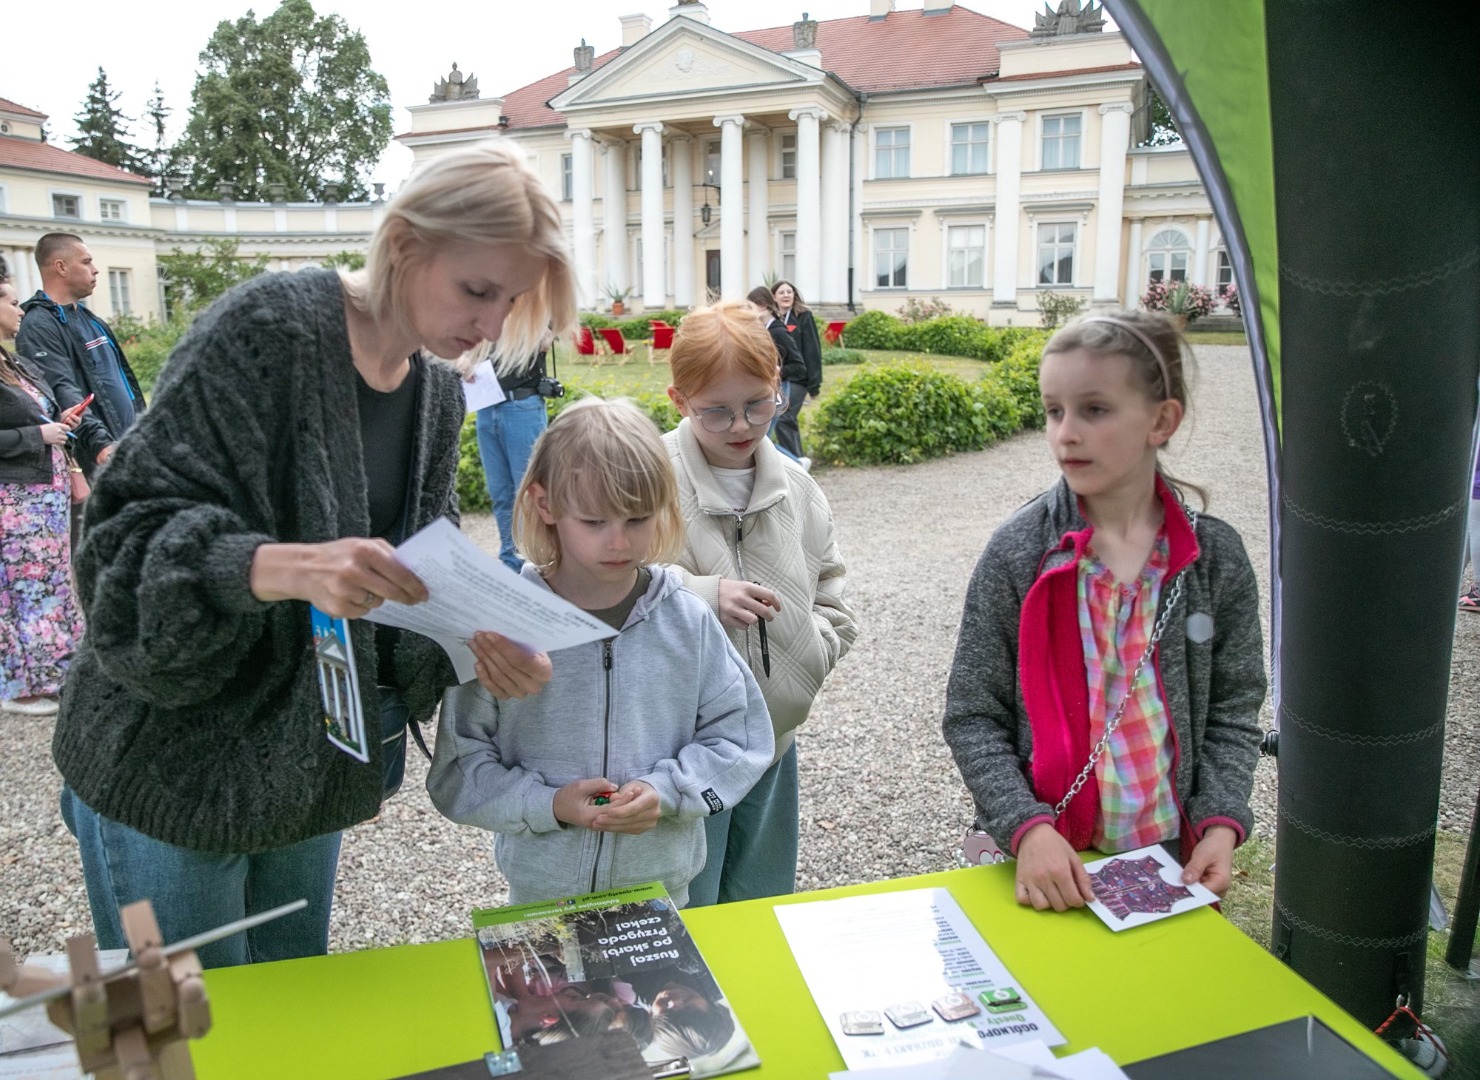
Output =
[{"x1": 53, "y1": 269, "x2": 464, "y2": 853}]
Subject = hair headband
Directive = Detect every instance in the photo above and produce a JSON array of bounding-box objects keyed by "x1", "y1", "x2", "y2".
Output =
[{"x1": 1079, "y1": 315, "x2": 1174, "y2": 400}]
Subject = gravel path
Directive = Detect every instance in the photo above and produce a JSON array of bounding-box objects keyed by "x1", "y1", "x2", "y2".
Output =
[{"x1": 4, "y1": 343, "x2": 1478, "y2": 958}]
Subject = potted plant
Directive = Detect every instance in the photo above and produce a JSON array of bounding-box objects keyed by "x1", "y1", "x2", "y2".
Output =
[
  {"x1": 1141, "y1": 279, "x2": 1215, "y2": 328},
  {"x1": 603, "y1": 282, "x2": 632, "y2": 316}
]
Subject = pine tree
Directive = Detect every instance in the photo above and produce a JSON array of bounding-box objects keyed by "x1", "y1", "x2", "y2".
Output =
[
  {"x1": 71, "y1": 67, "x2": 146, "y2": 172},
  {"x1": 143, "y1": 82, "x2": 176, "y2": 192}
]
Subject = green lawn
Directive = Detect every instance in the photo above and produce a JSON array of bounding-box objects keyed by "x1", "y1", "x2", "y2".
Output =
[{"x1": 1185, "y1": 330, "x2": 1249, "y2": 346}]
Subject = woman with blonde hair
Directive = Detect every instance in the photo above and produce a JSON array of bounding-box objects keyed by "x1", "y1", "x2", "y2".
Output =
[{"x1": 55, "y1": 140, "x2": 577, "y2": 967}]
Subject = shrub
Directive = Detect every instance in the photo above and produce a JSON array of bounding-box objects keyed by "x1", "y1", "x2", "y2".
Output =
[
  {"x1": 821, "y1": 347, "x2": 865, "y2": 365},
  {"x1": 840, "y1": 309, "x2": 904, "y2": 350},
  {"x1": 811, "y1": 362, "x2": 1009, "y2": 466},
  {"x1": 895, "y1": 296, "x2": 956, "y2": 324},
  {"x1": 971, "y1": 378, "x2": 1023, "y2": 442},
  {"x1": 899, "y1": 315, "x2": 987, "y2": 357},
  {"x1": 127, "y1": 316, "x2": 193, "y2": 396},
  {"x1": 457, "y1": 414, "x2": 492, "y2": 514},
  {"x1": 980, "y1": 332, "x2": 1049, "y2": 429},
  {"x1": 1142, "y1": 280, "x2": 1216, "y2": 323},
  {"x1": 1037, "y1": 290, "x2": 1087, "y2": 329}
]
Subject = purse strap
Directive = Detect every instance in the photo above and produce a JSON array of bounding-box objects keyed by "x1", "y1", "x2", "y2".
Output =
[{"x1": 1051, "y1": 508, "x2": 1198, "y2": 821}]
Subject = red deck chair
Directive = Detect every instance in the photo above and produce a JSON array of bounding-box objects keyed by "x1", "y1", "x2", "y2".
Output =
[
  {"x1": 572, "y1": 325, "x2": 602, "y2": 363},
  {"x1": 649, "y1": 320, "x2": 675, "y2": 365},
  {"x1": 596, "y1": 327, "x2": 633, "y2": 365},
  {"x1": 823, "y1": 320, "x2": 848, "y2": 347}
]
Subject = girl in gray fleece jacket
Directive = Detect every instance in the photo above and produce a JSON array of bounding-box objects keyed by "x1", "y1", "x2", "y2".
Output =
[
  {"x1": 943, "y1": 312, "x2": 1265, "y2": 916},
  {"x1": 428, "y1": 399, "x2": 774, "y2": 906}
]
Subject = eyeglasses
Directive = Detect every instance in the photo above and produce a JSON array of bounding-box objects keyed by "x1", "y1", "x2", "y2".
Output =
[{"x1": 695, "y1": 394, "x2": 784, "y2": 433}]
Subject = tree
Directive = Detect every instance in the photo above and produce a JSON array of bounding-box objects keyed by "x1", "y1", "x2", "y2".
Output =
[
  {"x1": 158, "y1": 239, "x2": 270, "y2": 317},
  {"x1": 1142, "y1": 82, "x2": 1182, "y2": 147},
  {"x1": 71, "y1": 67, "x2": 146, "y2": 172},
  {"x1": 174, "y1": 0, "x2": 391, "y2": 202},
  {"x1": 143, "y1": 82, "x2": 178, "y2": 193}
]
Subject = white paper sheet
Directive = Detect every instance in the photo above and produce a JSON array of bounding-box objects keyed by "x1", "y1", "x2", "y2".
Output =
[
  {"x1": 1082, "y1": 844, "x2": 1218, "y2": 931},
  {"x1": 461, "y1": 359, "x2": 506, "y2": 412},
  {"x1": 777, "y1": 888, "x2": 1064, "y2": 1072},
  {"x1": 365, "y1": 517, "x2": 616, "y2": 681}
]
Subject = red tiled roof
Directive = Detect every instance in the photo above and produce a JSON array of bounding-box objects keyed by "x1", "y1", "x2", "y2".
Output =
[
  {"x1": 0, "y1": 96, "x2": 46, "y2": 119},
  {"x1": 0, "y1": 136, "x2": 153, "y2": 186},
  {"x1": 993, "y1": 62, "x2": 1140, "y2": 83},
  {"x1": 496, "y1": 4, "x2": 1030, "y2": 131}
]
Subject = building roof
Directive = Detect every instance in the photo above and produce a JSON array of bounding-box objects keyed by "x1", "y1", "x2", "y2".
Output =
[
  {"x1": 0, "y1": 135, "x2": 154, "y2": 186},
  {"x1": 493, "y1": 4, "x2": 1031, "y2": 132},
  {"x1": 0, "y1": 96, "x2": 46, "y2": 119}
]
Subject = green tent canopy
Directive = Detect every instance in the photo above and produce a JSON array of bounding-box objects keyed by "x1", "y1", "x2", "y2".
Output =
[{"x1": 1105, "y1": 0, "x2": 1480, "y2": 1030}]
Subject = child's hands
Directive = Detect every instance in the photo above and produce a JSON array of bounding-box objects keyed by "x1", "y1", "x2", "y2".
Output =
[
  {"x1": 553, "y1": 778, "x2": 619, "y2": 829},
  {"x1": 1015, "y1": 823, "x2": 1095, "y2": 911},
  {"x1": 718, "y1": 579, "x2": 780, "y2": 630},
  {"x1": 1182, "y1": 824, "x2": 1238, "y2": 896},
  {"x1": 591, "y1": 781, "x2": 660, "y2": 835}
]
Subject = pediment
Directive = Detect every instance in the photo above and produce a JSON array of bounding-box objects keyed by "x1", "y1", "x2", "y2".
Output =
[{"x1": 550, "y1": 19, "x2": 820, "y2": 112}]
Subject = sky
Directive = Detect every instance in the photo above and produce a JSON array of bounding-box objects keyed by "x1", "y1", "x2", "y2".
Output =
[{"x1": 1, "y1": 0, "x2": 1111, "y2": 190}]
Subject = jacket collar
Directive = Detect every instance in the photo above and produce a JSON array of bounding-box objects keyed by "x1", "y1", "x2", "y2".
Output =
[
  {"x1": 518, "y1": 561, "x2": 680, "y2": 632},
  {"x1": 1039, "y1": 474, "x2": 1199, "y2": 578},
  {"x1": 675, "y1": 418, "x2": 790, "y2": 517}
]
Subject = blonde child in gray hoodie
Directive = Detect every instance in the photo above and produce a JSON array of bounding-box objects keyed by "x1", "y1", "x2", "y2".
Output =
[{"x1": 428, "y1": 398, "x2": 773, "y2": 907}]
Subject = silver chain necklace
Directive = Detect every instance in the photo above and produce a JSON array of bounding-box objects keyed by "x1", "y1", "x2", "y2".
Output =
[{"x1": 1052, "y1": 509, "x2": 1198, "y2": 821}]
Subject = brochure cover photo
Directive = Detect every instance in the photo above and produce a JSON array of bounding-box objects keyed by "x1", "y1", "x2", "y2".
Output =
[{"x1": 471, "y1": 883, "x2": 759, "y2": 1078}]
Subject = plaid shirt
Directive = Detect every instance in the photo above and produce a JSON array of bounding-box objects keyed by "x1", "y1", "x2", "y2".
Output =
[{"x1": 1077, "y1": 533, "x2": 1179, "y2": 853}]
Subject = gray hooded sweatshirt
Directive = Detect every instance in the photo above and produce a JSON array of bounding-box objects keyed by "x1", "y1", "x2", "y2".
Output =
[{"x1": 427, "y1": 564, "x2": 774, "y2": 907}]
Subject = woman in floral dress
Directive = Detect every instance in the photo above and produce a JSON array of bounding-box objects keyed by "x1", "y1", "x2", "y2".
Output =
[{"x1": 0, "y1": 277, "x2": 100, "y2": 715}]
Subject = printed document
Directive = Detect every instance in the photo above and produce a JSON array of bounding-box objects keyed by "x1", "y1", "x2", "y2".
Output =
[
  {"x1": 366, "y1": 517, "x2": 615, "y2": 682},
  {"x1": 461, "y1": 359, "x2": 506, "y2": 413}
]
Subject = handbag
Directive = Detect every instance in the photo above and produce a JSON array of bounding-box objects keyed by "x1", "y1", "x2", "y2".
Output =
[
  {"x1": 376, "y1": 687, "x2": 432, "y2": 801},
  {"x1": 960, "y1": 511, "x2": 1198, "y2": 867}
]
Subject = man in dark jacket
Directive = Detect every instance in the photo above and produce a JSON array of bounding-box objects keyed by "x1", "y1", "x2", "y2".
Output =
[{"x1": 17, "y1": 233, "x2": 145, "y2": 475}]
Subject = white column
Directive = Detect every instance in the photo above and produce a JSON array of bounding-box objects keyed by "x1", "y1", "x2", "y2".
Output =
[
  {"x1": 747, "y1": 127, "x2": 770, "y2": 291},
  {"x1": 603, "y1": 139, "x2": 629, "y2": 298},
  {"x1": 851, "y1": 123, "x2": 868, "y2": 305},
  {"x1": 1093, "y1": 103, "x2": 1132, "y2": 303},
  {"x1": 567, "y1": 128, "x2": 598, "y2": 308},
  {"x1": 635, "y1": 122, "x2": 666, "y2": 308},
  {"x1": 1124, "y1": 218, "x2": 1143, "y2": 306},
  {"x1": 1193, "y1": 217, "x2": 1211, "y2": 287},
  {"x1": 992, "y1": 111, "x2": 1026, "y2": 307},
  {"x1": 790, "y1": 107, "x2": 825, "y2": 303},
  {"x1": 715, "y1": 115, "x2": 746, "y2": 299},
  {"x1": 671, "y1": 135, "x2": 695, "y2": 308},
  {"x1": 820, "y1": 120, "x2": 850, "y2": 304}
]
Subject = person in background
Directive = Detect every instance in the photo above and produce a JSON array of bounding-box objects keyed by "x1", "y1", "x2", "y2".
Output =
[
  {"x1": 1461, "y1": 450, "x2": 1480, "y2": 611},
  {"x1": 54, "y1": 140, "x2": 573, "y2": 968},
  {"x1": 0, "y1": 273, "x2": 99, "y2": 716},
  {"x1": 745, "y1": 285, "x2": 809, "y2": 468},
  {"x1": 771, "y1": 279, "x2": 823, "y2": 406},
  {"x1": 474, "y1": 328, "x2": 556, "y2": 573},
  {"x1": 17, "y1": 233, "x2": 144, "y2": 478}
]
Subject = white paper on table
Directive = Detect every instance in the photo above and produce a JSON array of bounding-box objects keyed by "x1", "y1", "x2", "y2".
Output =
[
  {"x1": 0, "y1": 948, "x2": 128, "y2": 1056},
  {"x1": 461, "y1": 359, "x2": 506, "y2": 412},
  {"x1": 0, "y1": 1047, "x2": 82, "y2": 1079},
  {"x1": 777, "y1": 888, "x2": 1064, "y2": 1072},
  {"x1": 366, "y1": 517, "x2": 615, "y2": 682},
  {"x1": 829, "y1": 1045, "x2": 1039, "y2": 1079},
  {"x1": 1082, "y1": 844, "x2": 1218, "y2": 931}
]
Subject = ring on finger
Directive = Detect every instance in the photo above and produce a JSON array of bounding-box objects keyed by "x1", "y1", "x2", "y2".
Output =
[{"x1": 362, "y1": 590, "x2": 376, "y2": 607}]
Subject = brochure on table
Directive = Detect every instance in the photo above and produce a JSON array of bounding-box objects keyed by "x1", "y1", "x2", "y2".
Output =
[
  {"x1": 471, "y1": 883, "x2": 760, "y2": 1078},
  {"x1": 1082, "y1": 845, "x2": 1218, "y2": 932},
  {"x1": 776, "y1": 888, "x2": 1065, "y2": 1070}
]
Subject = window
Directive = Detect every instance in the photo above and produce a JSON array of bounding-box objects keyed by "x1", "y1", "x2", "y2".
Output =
[
  {"x1": 702, "y1": 140, "x2": 721, "y2": 186},
  {"x1": 1216, "y1": 250, "x2": 1234, "y2": 289},
  {"x1": 1037, "y1": 222, "x2": 1077, "y2": 286},
  {"x1": 947, "y1": 225, "x2": 986, "y2": 288},
  {"x1": 108, "y1": 268, "x2": 132, "y2": 314},
  {"x1": 780, "y1": 133, "x2": 796, "y2": 180},
  {"x1": 874, "y1": 127, "x2": 910, "y2": 179},
  {"x1": 780, "y1": 231, "x2": 797, "y2": 281},
  {"x1": 1041, "y1": 114, "x2": 1082, "y2": 170},
  {"x1": 950, "y1": 123, "x2": 990, "y2": 175},
  {"x1": 1146, "y1": 228, "x2": 1191, "y2": 283},
  {"x1": 52, "y1": 193, "x2": 80, "y2": 219},
  {"x1": 561, "y1": 154, "x2": 573, "y2": 201},
  {"x1": 873, "y1": 227, "x2": 908, "y2": 288},
  {"x1": 99, "y1": 198, "x2": 126, "y2": 222}
]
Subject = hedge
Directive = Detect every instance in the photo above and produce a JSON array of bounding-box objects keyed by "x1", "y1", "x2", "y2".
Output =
[{"x1": 837, "y1": 310, "x2": 1037, "y2": 363}]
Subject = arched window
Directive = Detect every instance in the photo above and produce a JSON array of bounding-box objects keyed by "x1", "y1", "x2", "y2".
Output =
[{"x1": 1146, "y1": 228, "x2": 1191, "y2": 284}]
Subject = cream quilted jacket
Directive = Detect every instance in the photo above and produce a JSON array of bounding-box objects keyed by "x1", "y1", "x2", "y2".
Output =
[{"x1": 664, "y1": 420, "x2": 858, "y2": 762}]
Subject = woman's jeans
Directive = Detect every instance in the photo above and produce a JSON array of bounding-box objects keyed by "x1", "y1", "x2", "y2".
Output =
[
  {"x1": 772, "y1": 381, "x2": 809, "y2": 460},
  {"x1": 475, "y1": 396, "x2": 549, "y2": 572},
  {"x1": 61, "y1": 786, "x2": 341, "y2": 969}
]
